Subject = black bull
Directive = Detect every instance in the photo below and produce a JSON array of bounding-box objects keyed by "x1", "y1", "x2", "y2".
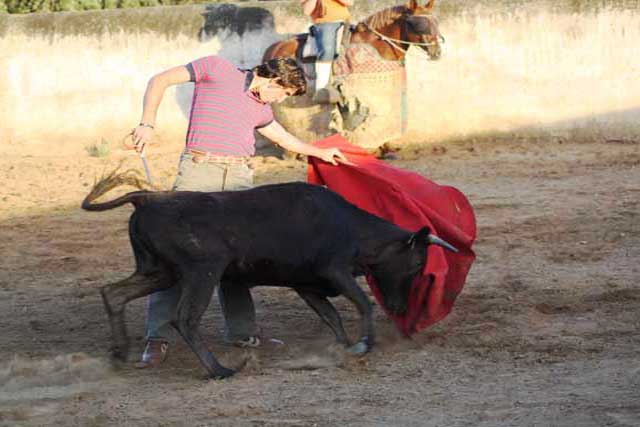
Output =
[{"x1": 82, "y1": 179, "x2": 456, "y2": 379}]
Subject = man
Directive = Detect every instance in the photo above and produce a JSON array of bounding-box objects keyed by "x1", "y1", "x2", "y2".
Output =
[
  {"x1": 131, "y1": 55, "x2": 348, "y2": 368},
  {"x1": 301, "y1": 0, "x2": 353, "y2": 103}
]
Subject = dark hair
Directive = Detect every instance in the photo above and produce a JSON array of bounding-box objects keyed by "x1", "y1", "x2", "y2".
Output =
[{"x1": 253, "y1": 57, "x2": 307, "y2": 96}]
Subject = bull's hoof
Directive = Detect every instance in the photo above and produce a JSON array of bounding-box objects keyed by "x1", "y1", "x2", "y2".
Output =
[
  {"x1": 109, "y1": 345, "x2": 129, "y2": 367},
  {"x1": 110, "y1": 345, "x2": 129, "y2": 362},
  {"x1": 209, "y1": 367, "x2": 236, "y2": 380},
  {"x1": 347, "y1": 341, "x2": 370, "y2": 356}
]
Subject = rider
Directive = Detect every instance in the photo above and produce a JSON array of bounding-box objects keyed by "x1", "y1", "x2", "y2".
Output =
[{"x1": 301, "y1": 0, "x2": 353, "y2": 104}]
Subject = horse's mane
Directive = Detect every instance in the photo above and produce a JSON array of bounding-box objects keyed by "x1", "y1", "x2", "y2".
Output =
[{"x1": 360, "y1": 6, "x2": 410, "y2": 31}]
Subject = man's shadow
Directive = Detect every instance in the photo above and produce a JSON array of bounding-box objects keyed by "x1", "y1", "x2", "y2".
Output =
[{"x1": 175, "y1": 4, "x2": 281, "y2": 120}]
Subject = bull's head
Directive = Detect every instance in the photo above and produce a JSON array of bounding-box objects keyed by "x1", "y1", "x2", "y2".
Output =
[{"x1": 372, "y1": 227, "x2": 457, "y2": 314}]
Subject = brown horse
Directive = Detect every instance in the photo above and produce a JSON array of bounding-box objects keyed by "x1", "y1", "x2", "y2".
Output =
[{"x1": 263, "y1": 0, "x2": 443, "y2": 63}]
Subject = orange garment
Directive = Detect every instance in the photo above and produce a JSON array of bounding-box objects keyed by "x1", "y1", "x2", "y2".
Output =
[{"x1": 311, "y1": 0, "x2": 350, "y2": 24}]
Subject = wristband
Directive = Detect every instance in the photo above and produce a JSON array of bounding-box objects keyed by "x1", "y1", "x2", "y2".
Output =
[{"x1": 139, "y1": 122, "x2": 155, "y2": 129}]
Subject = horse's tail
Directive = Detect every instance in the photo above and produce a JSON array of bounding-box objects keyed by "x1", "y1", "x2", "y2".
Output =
[{"x1": 81, "y1": 168, "x2": 154, "y2": 212}]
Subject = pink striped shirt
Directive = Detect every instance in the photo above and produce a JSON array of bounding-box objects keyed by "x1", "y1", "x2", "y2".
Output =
[{"x1": 185, "y1": 56, "x2": 274, "y2": 156}]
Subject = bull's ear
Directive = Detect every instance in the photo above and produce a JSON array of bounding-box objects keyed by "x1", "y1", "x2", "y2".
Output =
[
  {"x1": 407, "y1": 226, "x2": 431, "y2": 248},
  {"x1": 407, "y1": 0, "x2": 419, "y2": 12},
  {"x1": 425, "y1": 0, "x2": 436, "y2": 11}
]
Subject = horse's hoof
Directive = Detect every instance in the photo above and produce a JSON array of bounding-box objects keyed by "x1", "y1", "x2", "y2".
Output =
[{"x1": 210, "y1": 367, "x2": 236, "y2": 380}]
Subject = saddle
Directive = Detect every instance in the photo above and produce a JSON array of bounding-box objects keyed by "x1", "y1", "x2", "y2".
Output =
[
  {"x1": 295, "y1": 24, "x2": 370, "y2": 132},
  {"x1": 297, "y1": 24, "x2": 354, "y2": 63}
]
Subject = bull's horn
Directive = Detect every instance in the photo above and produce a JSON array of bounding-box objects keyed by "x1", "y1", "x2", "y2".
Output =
[{"x1": 428, "y1": 235, "x2": 459, "y2": 253}]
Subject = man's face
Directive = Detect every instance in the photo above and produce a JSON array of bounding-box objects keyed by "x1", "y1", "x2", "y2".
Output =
[{"x1": 257, "y1": 79, "x2": 297, "y2": 104}]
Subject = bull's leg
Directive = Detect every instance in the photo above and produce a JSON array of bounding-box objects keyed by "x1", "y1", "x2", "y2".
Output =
[
  {"x1": 171, "y1": 271, "x2": 235, "y2": 380},
  {"x1": 100, "y1": 270, "x2": 172, "y2": 363},
  {"x1": 323, "y1": 271, "x2": 374, "y2": 355},
  {"x1": 295, "y1": 289, "x2": 350, "y2": 346}
]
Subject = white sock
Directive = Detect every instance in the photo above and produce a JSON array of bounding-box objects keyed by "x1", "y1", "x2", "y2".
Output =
[{"x1": 314, "y1": 61, "x2": 332, "y2": 92}]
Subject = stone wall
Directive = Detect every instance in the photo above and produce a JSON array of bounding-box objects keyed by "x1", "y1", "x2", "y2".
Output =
[{"x1": 1, "y1": 0, "x2": 638, "y2": 151}]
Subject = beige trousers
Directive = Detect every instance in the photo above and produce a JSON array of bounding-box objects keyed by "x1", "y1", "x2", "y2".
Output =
[
  {"x1": 145, "y1": 150, "x2": 257, "y2": 343},
  {"x1": 172, "y1": 151, "x2": 253, "y2": 192}
]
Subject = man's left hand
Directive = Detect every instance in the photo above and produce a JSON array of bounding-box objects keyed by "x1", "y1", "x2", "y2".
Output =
[{"x1": 320, "y1": 148, "x2": 354, "y2": 166}]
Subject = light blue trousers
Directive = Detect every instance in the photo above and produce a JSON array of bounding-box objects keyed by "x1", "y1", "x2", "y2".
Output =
[
  {"x1": 145, "y1": 151, "x2": 258, "y2": 343},
  {"x1": 311, "y1": 22, "x2": 344, "y2": 61}
]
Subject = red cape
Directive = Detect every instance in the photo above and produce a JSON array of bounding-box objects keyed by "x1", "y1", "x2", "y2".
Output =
[{"x1": 307, "y1": 135, "x2": 477, "y2": 335}]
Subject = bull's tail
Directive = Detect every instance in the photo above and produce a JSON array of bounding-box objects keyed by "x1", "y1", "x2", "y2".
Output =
[{"x1": 81, "y1": 168, "x2": 154, "y2": 212}]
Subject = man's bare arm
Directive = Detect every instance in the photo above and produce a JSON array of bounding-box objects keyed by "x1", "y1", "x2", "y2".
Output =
[
  {"x1": 131, "y1": 65, "x2": 192, "y2": 150},
  {"x1": 258, "y1": 120, "x2": 350, "y2": 165},
  {"x1": 300, "y1": 0, "x2": 318, "y2": 16}
]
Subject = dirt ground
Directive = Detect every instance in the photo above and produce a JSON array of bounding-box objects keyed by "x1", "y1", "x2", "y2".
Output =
[{"x1": 0, "y1": 135, "x2": 638, "y2": 426}]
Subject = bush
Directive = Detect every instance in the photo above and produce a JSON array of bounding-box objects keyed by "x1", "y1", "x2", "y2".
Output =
[
  {"x1": 117, "y1": 0, "x2": 140, "y2": 9},
  {"x1": 86, "y1": 139, "x2": 112, "y2": 158},
  {"x1": 158, "y1": 0, "x2": 193, "y2": 5},
  {"x1": 53, "y1": 0, "x2": 77, "y2": 11},
  {"x1": 79, "y1": 0, "x2": 100, "y2": 9},
  {"x1": 3, "y1": 0, "x2": 211, "y2": 12},
  {"x1": 6, "y1": 0, "x2": 35, "y2": 13},
  {"x1": 34, "y1": 0, "x2": 51, "y2": 12}
]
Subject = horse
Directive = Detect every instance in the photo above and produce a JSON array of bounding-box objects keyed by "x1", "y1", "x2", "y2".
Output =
[{"x1": 262, "y1": 0, "x2": 443, "y2": 64}]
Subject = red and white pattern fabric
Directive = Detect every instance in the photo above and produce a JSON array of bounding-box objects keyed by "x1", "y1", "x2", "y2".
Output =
[
  {"x1": 333, "y1": 43, "x2": 404, "y2": 76},
  {"x1": 186, "y1": 56, "x2": 273, "y2": 156}
]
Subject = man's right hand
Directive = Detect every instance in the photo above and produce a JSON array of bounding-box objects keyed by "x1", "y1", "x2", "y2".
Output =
[
  {"x1": 129, "y1": 125, "x2": 154, "y2": 153},
  {"x1": 126, "y1": 65, "x2": 190, "y2": 153}
]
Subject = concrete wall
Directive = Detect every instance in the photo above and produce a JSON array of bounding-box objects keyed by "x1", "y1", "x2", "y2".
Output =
[
  {"x1": 404, "y1": 0, "x2": 640, "y2": 144},
  {"x1": 1, "y1": 0, "x2": 639, "y2": 152}
]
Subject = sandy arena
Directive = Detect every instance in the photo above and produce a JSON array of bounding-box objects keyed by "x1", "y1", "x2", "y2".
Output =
[{"x1": 0, "y1": 135, "x2": 638, "y2": 426}]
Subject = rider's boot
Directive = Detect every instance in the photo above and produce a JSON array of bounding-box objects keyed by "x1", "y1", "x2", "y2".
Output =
[{"x1": 313, "y1": 61, "x2": 341, "y2": 104}]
